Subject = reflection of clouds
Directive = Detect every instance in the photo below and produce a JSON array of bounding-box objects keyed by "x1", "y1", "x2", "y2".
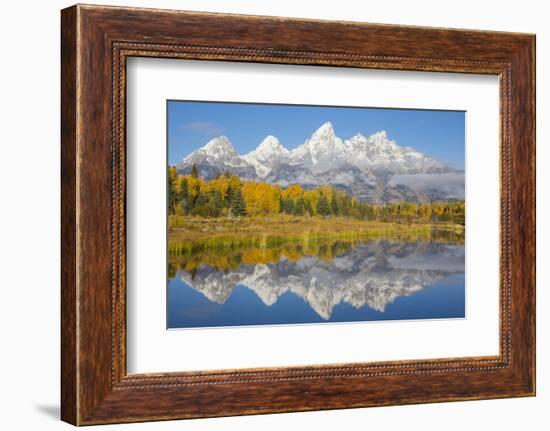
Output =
[
  {"x1": 388, "y1": 244, "x2": 465, "y2": 272},
  {"x1": 389, "y1": 172, "x2": 465, "y2": 199},
  {"x1": 178, "y1": 241, "x2": 465, "y2": 320},
  {"x1": 331, "y1": 256, "x2": 355, "y2": 271}
]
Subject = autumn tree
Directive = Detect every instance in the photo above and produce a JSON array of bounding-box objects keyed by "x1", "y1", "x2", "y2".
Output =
[
  {"x1": 179, "y1": 177, "x2": 189, "y2": 201},
  {"x1": 167, "y1": 166, "x2": 465, "y2": 225},
  {"x1": 303, "y1": 191, "x2": 319, "y2": 216},
  {"x1": 242, "y1": 182, "x2": 281, "y2": 216},
  {"x1": 282, "y1": 184, "x2": 303, "y2": 201}
]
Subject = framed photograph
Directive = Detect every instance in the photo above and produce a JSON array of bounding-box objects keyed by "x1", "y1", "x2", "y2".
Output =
[
  {"x1": 61, "y1": 4, "x2": 536, "y2": 425},
  {"x1": 164, "y1": 101, "x2": 467, "y2": 330}
]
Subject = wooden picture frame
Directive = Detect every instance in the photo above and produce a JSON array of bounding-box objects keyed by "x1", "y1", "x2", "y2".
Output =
[{"x1": 61, "y1": 4, "x2": 535, "y2": 425}]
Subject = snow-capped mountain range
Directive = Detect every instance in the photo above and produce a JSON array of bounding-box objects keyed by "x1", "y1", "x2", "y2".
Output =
[
  {"x1": 176, "y1": 122, "x2": 464, "y2": 203},
  {"x1": 177, "y1": 241, "x2": 464, "y2": 320}
]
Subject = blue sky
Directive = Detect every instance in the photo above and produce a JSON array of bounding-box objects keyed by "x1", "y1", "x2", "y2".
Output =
[{"x1": 168, "y1": 100, "x2": 465, "y2": 169}]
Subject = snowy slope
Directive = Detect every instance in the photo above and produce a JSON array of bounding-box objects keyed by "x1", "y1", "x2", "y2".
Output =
[{"x1": 176, "y1": 122, "x2": 463, "y2": 203}]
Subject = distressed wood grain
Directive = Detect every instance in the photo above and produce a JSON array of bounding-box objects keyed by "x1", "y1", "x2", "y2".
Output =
[{"x1": 61, "y1": 4, "x2": 535, "y2": 425}]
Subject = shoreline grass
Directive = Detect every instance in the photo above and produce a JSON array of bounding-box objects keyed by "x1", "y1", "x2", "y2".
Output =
[{"x1": 168, "y1": 215, "x2": 464, "y2": 255}]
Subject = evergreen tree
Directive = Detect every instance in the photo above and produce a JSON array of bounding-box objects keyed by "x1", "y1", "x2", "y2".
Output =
[
  {"x1": 294, "y1": 198, "x2": 305, "y2": 216},
  {"x1": 188, "y1": 190, "x2": 209, "y2": 217},
  {"x1": 330, "y1": 195, "x2": 340, "y2": 216},
  {"x1": 280, "y1": 197, "x2": 294, "y2": 214},
  {"x1": 165, "y1": 171, "x2": 465, "y2": 225},
  {"x1": 168, "y1": 178, "x2": 176, "y2": 214},
  {"x1": 178, "y1": 177, "x2": 189, "y2": 213},
  {"x1": 285, "y1": 199, "x2": 295, "y2": 215},
  {"x1": 191, "y1": 164, "x2": 199, "y2": 178},
  {"x1": 180, "y1": 177, "x2": 189, "y2": 200},
  {"x1": 194, "y1": 191, "x2": 208, "y2": 207},
  {"x1": 304, "y1": 199, "x2": 314, "y2": 216},
  {"x1": 229, "y1": 188, "x2": 247, "y2": 217},
  {"x1": 278, "y1": 196, "x2": 285, "y2": 213},
  {"x1": 167, "y1": 168, "x2": 177, "y2": 214},
  {"x1": 316, "y1": 194, "x2": 331, "y2": 217},
  {"x1": 225, "y1": 185, "x2": 234, "y2": 208},
  {"x1": 341, "y1": 195, "x2": 351, "y2": 217},
  {"x1": 210, "y1": 190, "x2": 223, "y2": 216}
]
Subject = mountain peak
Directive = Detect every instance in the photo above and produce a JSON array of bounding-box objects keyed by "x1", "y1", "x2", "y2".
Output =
[
  {"x1": 203, "y1": 135, "x2": 233, "y2": 151},
  {"x1": 177, "y1": 134, "x2": 255, "y2": 179},
  {"x1": 176, "y1": 122, "x2": 457, "y2": 201},
  {"x1": 243, "y1": 135, "x2": 289, "y2": 178},
  {"x1": 199, "y1": 135, "x2": 241, "y2": 160},
  {"x1": 256, "y1": 135, "x2": 288, "y2": 154},
  {"x1": 350, "y1": 132, "x2": 366, "y2": 141},
  {"x1": 297, "y1": 121, "x2": 346, "y2": 170},
  {"x1": 311, "y1": 121, "x2": 335, "y2": 138},
  {"x1": 369, "y1": 130, "x2": 391, "y2": 144}
]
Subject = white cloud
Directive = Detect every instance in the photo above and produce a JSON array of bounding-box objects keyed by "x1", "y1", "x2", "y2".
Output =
[
  {"x1": 181, "y1": 121, "x2": 223, "y2": 136},
  {"x1": 389, "y1": 172, "x2": 465, "y2": 199}
]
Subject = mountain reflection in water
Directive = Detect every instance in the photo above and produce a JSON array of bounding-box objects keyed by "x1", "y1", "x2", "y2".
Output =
[{"x1": 168, "y1": 239, "x2": 465, "y2": 328}]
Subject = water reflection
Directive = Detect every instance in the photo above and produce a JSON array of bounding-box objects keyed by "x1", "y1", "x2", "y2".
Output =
[{"x1": 168, "y1": 238, "x2": 465, "y2": 327}]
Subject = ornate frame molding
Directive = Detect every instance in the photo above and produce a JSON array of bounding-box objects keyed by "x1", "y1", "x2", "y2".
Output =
[{"x1": 61, "y1": 5, "x2": 535, "y2": 425}]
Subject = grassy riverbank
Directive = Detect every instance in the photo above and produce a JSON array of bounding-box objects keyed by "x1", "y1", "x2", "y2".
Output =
[{"x1": 168, "y1": 215, "x2": 464, "y2": 255}]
